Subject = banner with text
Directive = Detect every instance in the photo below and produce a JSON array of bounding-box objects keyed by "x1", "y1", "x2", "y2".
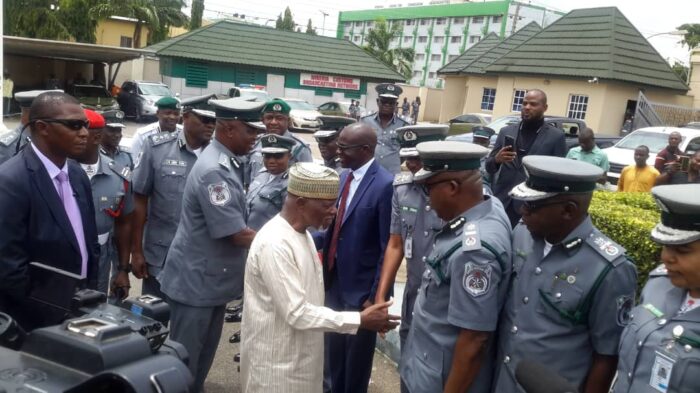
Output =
[{"x1": 300, "y1": 73, "x2": 360, "y2": 91}]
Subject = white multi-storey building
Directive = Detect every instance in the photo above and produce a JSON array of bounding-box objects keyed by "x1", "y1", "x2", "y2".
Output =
[{"x1": 337, "y1": 0, "x2": 563, "y2": 87}]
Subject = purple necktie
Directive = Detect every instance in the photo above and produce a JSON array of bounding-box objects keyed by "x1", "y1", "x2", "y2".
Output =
[{"x1": 56, "y1": 171, "x2": 88, "y2": 277}]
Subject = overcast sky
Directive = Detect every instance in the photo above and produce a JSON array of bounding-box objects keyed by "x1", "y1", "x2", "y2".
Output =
[{"x1": 200, "y1": 0, "x2": 699, "y2": 65}]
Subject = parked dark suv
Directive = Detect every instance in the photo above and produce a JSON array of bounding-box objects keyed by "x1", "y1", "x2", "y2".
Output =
[{"x1": 117, "y1": 80, "x2": 175, "y2": 122}]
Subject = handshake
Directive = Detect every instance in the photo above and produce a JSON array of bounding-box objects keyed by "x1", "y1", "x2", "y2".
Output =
[{"x1": 359, "y1": 300, "x2": 400, "y2": 334}]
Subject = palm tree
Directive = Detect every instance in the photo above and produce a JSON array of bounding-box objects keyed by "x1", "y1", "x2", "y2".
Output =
[
  {"x1": 362, "y1": 18, "x2": 414, "y2": 80},
  {"x1": 149, "y1": 0, "x2": 189, "y2": 44},
  {"x1": 90, "y1": 0, "x2": 158, "y2": 48},
  {"x1": 4, "y1": 0, "x2": 72, "y2": 41}
]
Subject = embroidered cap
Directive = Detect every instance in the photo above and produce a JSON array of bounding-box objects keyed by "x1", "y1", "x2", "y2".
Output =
[
  {"x1": 260, "y1": 133, "x2": 295, "y2": 154},
  {"x1": 262, "y1": 98, "x2": 291, "y2": 115},
  {"x1": 288, "y1": 162, "x2": 340, "y2": 200},
  {"x1": 209, "y1": 97, "x2": 265, "y2": 123},
  {"x1": 375, "y1": 83, "x2": 402, "y2": 99},
  {"x1": 396, "y1": 125, "x2": 449, "y2": 157},
  {"x1": 155, "y1": 96, "x2": 181, "y2": 110},
  {"x1": 651, "y1": 184, "x2": 700, "y2": 245},
  {"x1": 509, "y1": 155, "x2": 603, "y2": 201},
  {"x1": 84, "y1": 109, "x2": 106, "y2": 129}
]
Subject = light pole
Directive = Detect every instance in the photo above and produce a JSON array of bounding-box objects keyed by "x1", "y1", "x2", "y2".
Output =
[
  {"x1": 645, "y1": 29, "x2": 687, "y2": 40},
  {"x1": 320, "y1": 10, "x2": 329, "y2": 36}
]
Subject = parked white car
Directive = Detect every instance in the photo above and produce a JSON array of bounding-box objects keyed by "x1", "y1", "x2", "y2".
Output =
[
  {"x1": 282, "y1": 98, "x2": 322, "y2": 130},
  {"x1": 603, "y1": 126, "x2": 700, "y2": 184}
]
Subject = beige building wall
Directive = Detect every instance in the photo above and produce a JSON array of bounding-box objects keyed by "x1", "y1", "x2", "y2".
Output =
[
  {"x1": 423, "y1": 87, "x2": 443, "y2": 122},
  {"x1": 96, "y1": 18, "x2": 150, "y2": 48},
  {"x1": 690, "y1": 49, "x2": 700, "y2": 109},
  {"x1": 439, "y1": 76, "x2": 468, "y2": 123}
]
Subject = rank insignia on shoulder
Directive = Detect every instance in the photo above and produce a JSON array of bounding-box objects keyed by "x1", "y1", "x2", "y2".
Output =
[
  {"x1": 564, "y1": 237, "x2": 583, "y2": 250},
  {"x1": 218, "y1": 154, "x2": 231, "y2": 170},
  {"x1": 462, "y1": 222, "x2": 481, "y2": 252},
  {"x1": 0, "y1": 130, "x2": 19, "y2": 146},
  {"x1": 587, "y1": 233, "x2": 625, "y2": 263},
  {"x1": 393, "y1": 172, "x2": 413, "y2": 186},
  {"x1": 649, "y1": 264, "x2": 668, "y2": 277},
  {"x1": 150, "y1": 132, "x2": 176, "y2": 145}
]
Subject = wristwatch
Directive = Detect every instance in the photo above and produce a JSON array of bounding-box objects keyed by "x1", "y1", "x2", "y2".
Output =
[{"x1": 117, "y1": 265, "x2": 132, "y2": 273}]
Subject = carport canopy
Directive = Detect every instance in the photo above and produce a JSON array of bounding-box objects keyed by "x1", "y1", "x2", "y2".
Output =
[{"x1": 4, "y1": 35, "x2": 148, "y2": 86}]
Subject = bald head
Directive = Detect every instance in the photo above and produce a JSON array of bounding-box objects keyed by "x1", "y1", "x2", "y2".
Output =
[
  {"x1": 29, "y1": 92, "x2": 80, "y2": 124},
  {"x1": 341, "y1": 123, "x2": 377, "y2": 148},
  {"x1": 526, "y1": 89, "x2": 547, "y2": 105},
  {"x1": 337, "y1": 123, "x2": 377, "y2": 170}
]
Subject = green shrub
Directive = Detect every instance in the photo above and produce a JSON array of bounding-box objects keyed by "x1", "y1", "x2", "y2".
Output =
[{"x1": 589, "y1": 191, "x2": 661, "y2": 292}]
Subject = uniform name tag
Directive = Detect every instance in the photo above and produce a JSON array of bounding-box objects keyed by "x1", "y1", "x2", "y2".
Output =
[
  {"x1": 404, "y1": 234, "x2": 413, "y2": 259},
  {"x1": 650, "y1": 351, "x2": 675, "y2": 393}
]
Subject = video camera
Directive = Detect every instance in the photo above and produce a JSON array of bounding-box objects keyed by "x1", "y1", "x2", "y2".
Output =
[{"x1": 0, "y1": 289, "x2": 193, "y2": 392}]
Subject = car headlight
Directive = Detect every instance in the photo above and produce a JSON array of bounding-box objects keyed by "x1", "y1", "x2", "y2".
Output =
[
  {"x1": 146, "y1": 99, "x2": 154, "y2": 105},
  {"x1": 115, "y1": 111, "x2": 125, "y2": 119},
  {"x1": 303, "y1": 117, "x2": 318, "y2": 121}
]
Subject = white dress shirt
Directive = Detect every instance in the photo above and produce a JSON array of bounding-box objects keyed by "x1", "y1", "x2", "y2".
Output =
[
  {"x1": 241, "y1": 215, "x2": 361, "y2": 393},
  {"x1": 344, "y1": 158, "x2": 374, "y2": 213}
]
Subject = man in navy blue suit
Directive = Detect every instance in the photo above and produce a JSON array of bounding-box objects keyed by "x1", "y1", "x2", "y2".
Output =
[
  {"x1": 0, "y1": 91, "x2": 99, "y2": 331},
  {"x1": 317, "y1": 122, "x2": 394, "y2": 393}
]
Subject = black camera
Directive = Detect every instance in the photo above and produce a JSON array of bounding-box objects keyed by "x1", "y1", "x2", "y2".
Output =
[{"x1": 0, "y1": 290, "x2": 193, "y2": 392}]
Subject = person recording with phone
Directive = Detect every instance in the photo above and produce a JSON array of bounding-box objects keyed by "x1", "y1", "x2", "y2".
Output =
[
  {"x1": 654, "y1": 150, "x2": 700, "y2": 185},
  {"x1": 485, "y1": 89, "x2": 567, "y2": 226}
]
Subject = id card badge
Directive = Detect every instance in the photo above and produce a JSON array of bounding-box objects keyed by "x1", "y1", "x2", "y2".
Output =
[
  {"x1": 404, "y1": 235, "x2": 413, "y2": 259},
  {"x1": 650, "y1": 351, "x2": 676, "y2": 393}
]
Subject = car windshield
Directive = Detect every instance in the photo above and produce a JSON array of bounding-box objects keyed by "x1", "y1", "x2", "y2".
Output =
[
  {"x1": 615, "y1": 131, "x2": 685, "y2": 153},
  {"x1": 486, "y1": 116, "x2": 520, "y2": 133},
  {"x1": 240, "y1": 90, "x2": 269, "y2": 101},
  {"x1": 73, "y1": 86, "x2": 111, "y2": 98},
  {"x1": 286, "y1": 100, "x2": 316, "y2": 110},
  {"x1": 138, "y1": 83, "x2": 171, "y2": 96}
]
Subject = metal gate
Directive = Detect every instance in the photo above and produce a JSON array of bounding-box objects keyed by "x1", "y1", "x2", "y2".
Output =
[{"x1": 633, "y1": 91, "x2": 700, "y2": 130}]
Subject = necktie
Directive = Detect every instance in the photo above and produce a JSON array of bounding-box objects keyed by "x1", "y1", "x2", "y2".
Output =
[
  {"x1": 327, "y1": 172, "x2": 353, "y2": 272},
  {"x1": 56, "y1": 171, "x2": 88, "y2": 277}
]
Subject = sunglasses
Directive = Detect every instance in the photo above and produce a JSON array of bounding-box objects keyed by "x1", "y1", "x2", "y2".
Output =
[
  {"x1": 197, "y1": 115, "x2": 216, "y2": 124},
  {"x1": 34, "y1": 119, "x2": 90, "y2": 131},
  {"x1": 424, "y1": 178, "x2": 456, "y2": 192},
  {"x1": 336, "y1": 143, "x2": 368, "y2": 152},
  {"x1": 263, "y1": 153, "x2": 287, "y2": 159},
  {"x1": 521, "y1": 200, "x2": 572, "y2": 211}
]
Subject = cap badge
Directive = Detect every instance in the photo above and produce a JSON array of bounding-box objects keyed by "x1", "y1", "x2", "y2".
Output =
[
  {"x1": 268, "y1": 135, "x2": 277, "y2": 143},
  {"x1": 404, "y1": 130, "x2": 417, "y2": 141},
  {"x1": 273, "y1": 103, "x2": 282, "y2": 111},
  {"x1": 387, "y1": 85, "x2": 395, "y2": 91}
]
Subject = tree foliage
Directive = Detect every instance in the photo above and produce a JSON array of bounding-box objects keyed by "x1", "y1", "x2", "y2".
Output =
[
  {"x1": 4, "y1": 0, "x2": 71, "y2": 41},
  {"x1": 305, "y1": 18, "x2": 317, "y2": 35},
  {"x1": 362, "y1": 18, "x2": 414, "y2": 80},
  {"x1": 671, "y1": 61, "x2": 689, "y2": 82},
  {"x1": 677, "y1": 23, "x2": 700, "y2": 50},
  {"x1": 190, "y1": 0, "x2": 204, "y2": 30},
  {"x1": 275, "y1": 6, "x2": 295, "y2": 32}
]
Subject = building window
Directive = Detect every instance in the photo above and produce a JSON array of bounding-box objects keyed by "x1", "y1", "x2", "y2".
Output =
[
  {"x1": 472, "y1": 16, "x2": 484, "y2": 24},
  {"x1": 343, "y1": 35, "x2": 350, "y2": 41},
  {"x1": 415, "y1": 53, "x2": 425, "y2": 61},
  {"x1": 431, "y1": 54, "x2": 441, "y2": 62},
  {"x1": 567, "y1": 95, "x2": 589, "y2": 120},
  {"x1": 366, "y1": 21, "x2": 374, "y2": 28},
  {"x1": 404, "y1": 36, "x2": 413, "y2": 43},
  {"x1": 448, "y1": 54, "x2": 459, "y2": 62},
  {"x1": 481, "y1": 88, "x2": 496, "y2": 111},
  {"x1": 344, "y1": 22, "x2": 351, "y2": 29},
  {"x1": 428, "y1": 72, "x2": 436, "y2": 79},
  {"x1": 512, "y1": 89, "x2": 526, "y2": 112},
  {"x1": 436, "y1": 18, "x2": 446, "y2": 25},
  {"x1": 469, "y1": 35, "x2": 481, "y2": 44},
  {"x1": 355, "y1": 21, "x2": 363, "y2": 27},
  {"x1": 492, "y1": 15, "x2": 503, "y2": 24},
  {"x1": 418, "y1": 36, "x2": 428, "y2": 43},
  {"x1": 420, "y1": 19, "x2": 429, "y2": 25},
  {"x1": 450, "y1": 36, "x2": 462, "y2": 44},
  {"x1": 353, "y1": 35, "x2": 361, "y2": 42},
  {"x1": 185, "y1": 62, "x2": 208, "y2": 88},
  {"x1": 453, "y1": 17, "x2": 465, "y2": 24},
  {"x1": 120, "y1": 36, "x2": 133, "y2": 48},
  {"x1": 413, "y1": 70, "x2": 422, "y2": 78},
  {"x1": 433, "y1": 36, "x2": 444, "y2": 44},
  {"x1": 405, "y1": 19, "x2": 415, "y2": 26}
]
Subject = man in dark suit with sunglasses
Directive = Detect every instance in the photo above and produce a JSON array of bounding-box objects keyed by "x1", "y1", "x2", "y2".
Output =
[{"x1": 0, "y1": 91, "x2": 99, "y2": 330}]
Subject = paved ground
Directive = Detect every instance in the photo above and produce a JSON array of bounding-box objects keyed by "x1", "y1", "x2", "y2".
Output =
[{"x1": 0, "y1": 116, "x2": 404, "y2": 392}]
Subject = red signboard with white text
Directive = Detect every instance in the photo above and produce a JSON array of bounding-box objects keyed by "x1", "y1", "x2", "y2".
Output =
[{"x1": 300, "y1": 73, "x2": 360, "y2": 91}]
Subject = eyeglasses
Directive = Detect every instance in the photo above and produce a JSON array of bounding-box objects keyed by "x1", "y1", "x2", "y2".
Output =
[
  {"x1": 521, "y1": 200, "x2": 572, "y2": 211},
  {"x1": 33, "y1": 119, "x2": 90, "y2": 131},
  {"x1": 337, "y1": 143, "x2": 368, "y2": 152},
  {"x1": 423, "y1": 178, "x2": 455, "y2": 192},
  {"x1": 196, "y1": 115, "x2": 216, "y2": 124}
]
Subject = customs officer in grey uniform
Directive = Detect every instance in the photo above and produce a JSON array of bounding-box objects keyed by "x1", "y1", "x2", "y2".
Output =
[
  {"x1": 399, "y1": 141, "x2": 512, "y2": 393},
  {"x1": 130, "y1": 96, "x2": 183, "y2": 167},
  {"x1": 374, "y1": 125, "x2": 448, "y2": 393},
  {"x1": 361, "y1": 83, "x2": 409, "y2": 175},
  {"x1": 492, "y1": 155, "x2": 638, "y2": 393},
  {"x1": 0, "y1": 90, "x2": 60, "y2": 164},
  {"x1": 472, "y1": 126, "x2": 496, "y2": 195},
  {"x1": 246, "y1": 134, "x2": 294, "y2": 231},
  {"x1": 100, "y1": 113, "x2": 133, "y2": 170},
  {"x1": 159, "y1": 98, "x2": 262, "y2": 393},
  {"x1": 246, "y1": 98, "x2": 312, "y2": 186},
  {"x1": 315, "y1": 115, "x2": 356, "y2": 173},
  {"x1": 76, "y1": 109, "x2": 134, "y2": 298},
  {"x1": 130, "y1": 106, "x2": 215, "y2": 298},
  {"x1": 612, "y1": 184, "x2": 700, "y2": 393}
]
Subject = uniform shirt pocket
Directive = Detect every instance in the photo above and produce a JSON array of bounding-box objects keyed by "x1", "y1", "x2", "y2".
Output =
[
  {"x1": 159, "y1": 164, "x2": 187, "y2": 193},
  {"x1": 536, "y1": 283, "x2": 585, "y2": 324}
]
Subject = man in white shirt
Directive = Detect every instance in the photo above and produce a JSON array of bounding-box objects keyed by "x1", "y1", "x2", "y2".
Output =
[{"x1": 241, "y1": 162, "x2": 399, "y2": 393}]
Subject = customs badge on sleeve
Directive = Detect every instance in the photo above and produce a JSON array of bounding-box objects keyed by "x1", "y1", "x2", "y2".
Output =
[
  {"x1": 208, "y1": 181, "x2": 231, "y2": 206},
  {"x1": 463, "y1": 262, "x2": 491, "y2": 297}
]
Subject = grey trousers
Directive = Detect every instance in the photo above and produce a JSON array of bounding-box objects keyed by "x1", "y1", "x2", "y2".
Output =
[
  {"x1": 168, "y1": 299, "x2": 225, "y2": 393},
  {"x1": 96, "y1": 236, "x2": 118, "y2": 295}
]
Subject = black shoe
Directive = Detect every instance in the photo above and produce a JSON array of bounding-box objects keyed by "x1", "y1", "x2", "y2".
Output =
[
  {"x1": 233, "y1": 353, "x2": 240, "y2": 363},
  {"x1": 229, "y1": 330, "x2": 241, "y2": 343},
  {"x1": 226, "y1": 304, "x2": 243, "y2": 314},
  {"x1": 225, "y1": 311, "x2": 242, "y2": 323}
]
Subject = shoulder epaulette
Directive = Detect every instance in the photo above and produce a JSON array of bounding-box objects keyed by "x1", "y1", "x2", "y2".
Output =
[
  {"x1": 393, "y1": 172, "x2": 413, "y2": 186},
  {"x1": 218, "y1": 153, "x2": 231, "y2": 170},
  {"x1": 108, "y1": 160, "x2": 131, "y2": 181},
  {"x1": 649, "y1": 264, "x2": 668, "y2": 277},
  {"x1": 585, "y1": 231, "x2": 628, "y2": 266},
  {"x1": 148, "y1": 131, "x2": 178, "y2": 146},
  {"x1": 0, "y1": 129, "x2": 20, "y2": 147}
]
